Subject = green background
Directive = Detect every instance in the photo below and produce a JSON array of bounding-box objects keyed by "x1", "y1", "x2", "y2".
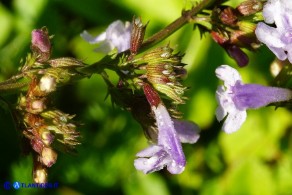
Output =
[{"x1": 0, "y1": 0, "x2": 291, "y2": 194}]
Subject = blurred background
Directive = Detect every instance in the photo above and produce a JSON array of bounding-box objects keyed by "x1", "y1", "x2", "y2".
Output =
[{"x1": 0, "y1": 0, "x2": 291, "y2": 194}]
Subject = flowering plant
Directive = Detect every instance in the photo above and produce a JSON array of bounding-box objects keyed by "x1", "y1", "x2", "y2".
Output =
[{"x1": 0, "y1": 0, "x2": 291, "y2": 194}]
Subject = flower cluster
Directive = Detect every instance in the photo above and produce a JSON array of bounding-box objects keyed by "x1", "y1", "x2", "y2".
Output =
[
  {"x1": 138, "y1": 46, "x2": 187, "y2": 105},
  {"x1": 255, "y1": 0, "x2": 292, "y2": 63},
  {"x1": 16, "y1": 28, "x2": 82, "y2": 183},
  {"x1": 208, "y1": 2, "x2": 262, "y2": 67}
]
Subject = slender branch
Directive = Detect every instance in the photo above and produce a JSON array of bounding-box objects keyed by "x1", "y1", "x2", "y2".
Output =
[{"x1": 141, "y1": 0, "x2": 211, "y2": 50}]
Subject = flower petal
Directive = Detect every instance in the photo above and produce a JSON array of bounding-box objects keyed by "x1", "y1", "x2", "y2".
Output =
[
  {"x1": 215, "y1": 86, "x2": 228, "y2": 121},
  {"x1": 153, "y1": 104, "x2": 185, "y2": 168},
  {"x1": 134, "y1": 145, "x2": 171, "y2": 174},
  {"x1": 80, "y1": 30, "x2": 106, "y2": 44},
  {"x1": 215, "y1": 65, "x2": 242, "y2": 86},
  {"x1": 255, "y1": 23, "x2": 285, "y2": 48},
  {"x1": 173, "y1": 120, "x2": 200, "y2": 144},
  {"x1": 106, "y1": 20, "x2": 131, "y2": 52},
  {"x1": 222, "y1": 109, "x2": 247, "y2": 134}
]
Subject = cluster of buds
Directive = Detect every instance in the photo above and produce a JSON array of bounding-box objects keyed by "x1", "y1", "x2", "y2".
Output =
[
  {"x1": 209, "y1": 0, "x2": 263, "y2": 66},
  {"x1": 133, "y1": 46, "x2": 187, "y2": 105},
  {"x1": 16, "y1": 27, "x2": 82, "y2": 183}
]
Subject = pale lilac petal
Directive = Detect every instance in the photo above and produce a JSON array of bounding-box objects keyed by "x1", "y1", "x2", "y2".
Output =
[
  {"x1": 215, "y1": 86, "x2": 229, "y2": 121},
  {"x1": 153, "y1": 104, "x2": 185, "y2": 169},
  {"x1": 80, "y1": 31, "x2": 106, "y2": 44},
  {"x1": 81, "y1": 20, "x2": 131, "y2": 53},
  {"x1": 136, "y1": 145, "x2": 162, "y2": 157},
  {"x1": 134, "y1": 145, "x2": 171, "y2": 174},
  {"x1": 255, "y1": 23, "x2": 284, "y2": 48},
  {"x1": 255, "y1": 0, "x2": 292, "y2": 63},
  {"x1": 268, "y1": 46, "x2": 287, "y2": 61},
  {"x1": 215, "y1": 85, "x2": 239, "y2": 121},
  {"x1": 106, "y1": 20, "x2": 131, "y2": 52},
  {"x1": 233, "y1": 82, "x2": 292, "y2": 109},
  {"x1": 262, "y1": 0, "x2": 281, "y2": 24},
  {"x1": 173, "y1": 120, "x2": 200, "y2": 144},
  {"x1": 222, "y1": 110, "x2": 247, "y2": 134},
  {"x1": 215, "y1": 65, "x2": 242, "y2": 86}
]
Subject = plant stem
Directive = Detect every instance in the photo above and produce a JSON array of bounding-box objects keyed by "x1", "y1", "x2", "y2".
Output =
[{"x1": 141, "y1": 0, "x2": 211, "y2": 51}]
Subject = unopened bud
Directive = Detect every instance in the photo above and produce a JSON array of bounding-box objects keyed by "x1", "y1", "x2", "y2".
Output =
[
  {"x1": 41, "y1": 147, "x2": 57, "y2": 167},
  {"x1": 33, "y1": 161, "x2": 48, "y2": 183},
  {"x1": 143, "y1": 83, "x2": 161, "y2": 107},
  {"x1": 39, "y1": 75, "x2": 56, "y2": 93},
  {"x1": 130, "y1": 17, "x2": 147, "y2": 56},
  {"x1": 31, "y1": 27, "x2": 51, "y2": 62},
  {"x1": 41, "y1": 130, "x2": 55, "y2": 146},
  {"x1": 237, "y1": 0, "x2": 263, "y2": 16},
  {"x1": 219, "y1": 7, "x2": 237, "y2": 26},
  {"x1": 48, "y1": 57, "x2": 84, "y2": 68},
  {"x1": 31, "y1": 137, "x2": 45, "y2": 154},
  {"x1": 25, "y1": 97, "x2": 46, "y2": 114},
  {"x1": 226, "y1": 45, "x2": 249, "y2": 67}
]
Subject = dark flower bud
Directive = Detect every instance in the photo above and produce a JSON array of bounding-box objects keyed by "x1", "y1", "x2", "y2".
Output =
[
  {"x1": 219, "y1": 7, "x2": 238, "y2": 26},
  {"x1": 143, "y1": 83, "x2": 161, "y2": 107},
  {"x1": 130, "y1": 17, "x2": 147, "y2": 56},
  {"x1": 31, "y1": 27, "x2": 51, "y2": 62},
  {"x1": 226, "y1": 45, "x2": 249, "y2": 67}
]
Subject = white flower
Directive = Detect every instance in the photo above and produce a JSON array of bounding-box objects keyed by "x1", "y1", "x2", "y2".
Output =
[
  {"x1": 255, "y1": 0, "x2": 292, "y2": 62},
  {"x1": 81, "y1": 20, "x2": 131, "y2": 53}
]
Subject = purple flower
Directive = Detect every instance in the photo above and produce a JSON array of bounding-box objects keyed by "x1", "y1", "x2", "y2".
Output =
[
  {"x1": 81, "y1": 20, "x2": 131, "y2": 53},
  {"x1": 255, "y1": 0, "x2": 292, "y2": 62},
  {"x1": 215, "y1": 65, "x2": 292, "y2": 133},
  {"x1": 134, "y1": 104, "x2": 200, "y2": 174}
]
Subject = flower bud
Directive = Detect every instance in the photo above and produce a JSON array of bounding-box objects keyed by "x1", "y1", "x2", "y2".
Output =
[
  {"x1": 31, "y1": 27, "x2": 51, "y2": 62},
  {"x1": 41, "y1": 130, "x2": 55, "y2": 146},
  {"x1": 141, "y1": 46, "x2": 187, "y2": 104},
  {"x1": 226, "y1": 45, "x2": 249, "y2": 67},
  {"x1": 48, "y1": 57, "x2": 84, "y2": 68},
  {"x1": 31, "y1": 137, "x2": 45, "y2": 154},
  {"x1": 130, "y1": 17, "x2": 147, "y2": 56},
  {"x1": 33, "y1": 160, "x2": 48, "y2": 183},
  {"x1": 39, "y1": 75, "x2": 56, "y2": 93},
  {"x1": 40, "y1": 147, "x2": 58, "y2": 167},
  {"x1": 219, "y1": 7, "x2": 237, "y2": 26},
  {"x1": 237, "y1": 0, "x2": 263, "y2": 16},
  {"x1": 143, "y1": 83, "x2": 161, "y2": 107}
]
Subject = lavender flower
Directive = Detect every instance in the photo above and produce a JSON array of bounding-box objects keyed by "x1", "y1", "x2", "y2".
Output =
[
  {"x1": 81, "y1": 20, "x2": 131, "y2": 53},
  {"x1": 134, "y1": 84, "x2": 200, "y2": 174},
  {"x1": 255, "y1": 0, "x2": 292, "y2": 63},
  {"x1": 215, "y1": 65, "x2": 292, "y2": 133}
]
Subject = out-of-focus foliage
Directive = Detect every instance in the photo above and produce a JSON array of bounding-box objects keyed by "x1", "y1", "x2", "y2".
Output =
[{"x1": 0, "y1": 0, "x2": 291, "y2": 194}]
